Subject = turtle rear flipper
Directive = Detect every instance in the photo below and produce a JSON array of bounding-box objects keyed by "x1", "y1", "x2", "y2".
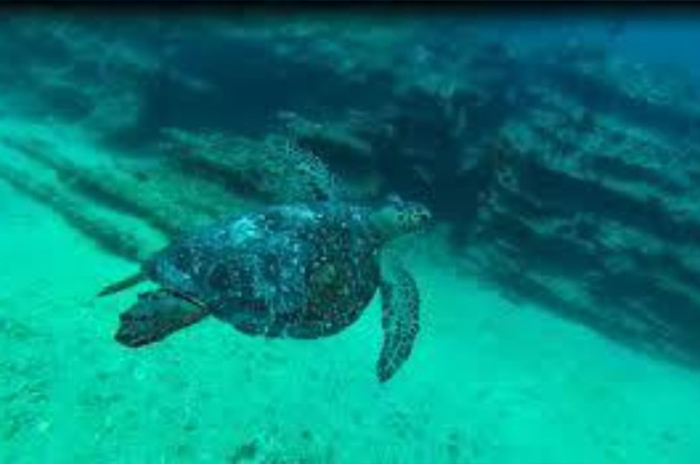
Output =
[
  {"x1": 115, "y1": 290, "x2": 209, "y2": 347},
  {"x1": 97, "y1": 271, "x2": 145, "y2": 297},
  {"x1": 377, "y1": 260, "x2": 420, "y2": 383}
]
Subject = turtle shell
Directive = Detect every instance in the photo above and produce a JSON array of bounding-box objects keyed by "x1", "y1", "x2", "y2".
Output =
[
  {"x1": 287, "y1": 215, "x2": 381, "y2": 338},
  {"x1": 143, "y1": 202, "x2": 383, "y2": 339}
]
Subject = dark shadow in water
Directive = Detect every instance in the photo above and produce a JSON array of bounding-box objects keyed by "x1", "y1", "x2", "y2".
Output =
[{"x1": 478, "y1": 250, "x2": 700, "y2": 371}]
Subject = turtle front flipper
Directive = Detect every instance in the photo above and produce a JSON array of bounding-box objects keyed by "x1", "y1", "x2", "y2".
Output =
[
  {"x1": 115, "y1": 290, "x2": 209, "y2": 347},
  {"x1": 376, "y1": 260, "x2": 420, "y2": 383}
]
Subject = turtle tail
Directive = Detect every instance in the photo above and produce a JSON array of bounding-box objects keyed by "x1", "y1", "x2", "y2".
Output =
[{"x1": 97, "y1": 272, "x2": 145, "y2": 297}]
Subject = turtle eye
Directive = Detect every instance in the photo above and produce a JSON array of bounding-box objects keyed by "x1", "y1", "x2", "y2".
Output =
[{"x1": 409, "y1": 208, "x2": 431, "y2": 227}]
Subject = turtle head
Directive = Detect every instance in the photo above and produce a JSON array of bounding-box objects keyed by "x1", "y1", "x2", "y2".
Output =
[
  {"x1": 369, "y1": 196, "x2": 433, "y2": 243},
  {"x1": 115, "y1": 290, "x2": 208, "y2": 347}
]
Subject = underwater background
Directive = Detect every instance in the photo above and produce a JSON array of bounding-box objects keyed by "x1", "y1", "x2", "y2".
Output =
[{"x1": 2, "y1": 6, "x2": 700, "y2": 464}]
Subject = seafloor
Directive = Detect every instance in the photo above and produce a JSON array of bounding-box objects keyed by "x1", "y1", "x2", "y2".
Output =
[{"x1": 2, "y1": 12, "x2": 700, "y2": 464}]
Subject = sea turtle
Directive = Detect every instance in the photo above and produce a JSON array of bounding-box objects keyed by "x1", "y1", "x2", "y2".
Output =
[{"x1": 98, "y1": 197, "x2": 431, "y2": 382}]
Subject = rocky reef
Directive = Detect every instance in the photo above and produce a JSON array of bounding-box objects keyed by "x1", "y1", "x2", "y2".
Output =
[{"x1": 2, "y1": 12, "x2": 700, "y2": 369}]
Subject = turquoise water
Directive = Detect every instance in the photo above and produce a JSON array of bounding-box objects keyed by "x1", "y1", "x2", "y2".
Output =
[{"x1": 2, "y1": 11, "x2": 700, "y2": 464}]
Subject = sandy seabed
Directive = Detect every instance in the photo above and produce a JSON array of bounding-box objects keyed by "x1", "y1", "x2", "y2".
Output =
[{"x1": 1, "y1": 143, "x2": 700, "y2": 464}]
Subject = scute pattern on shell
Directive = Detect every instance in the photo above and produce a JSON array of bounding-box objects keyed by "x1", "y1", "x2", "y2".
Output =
[{"x1": 143, "y1": 202, "x2": 383, "y2": 338}]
